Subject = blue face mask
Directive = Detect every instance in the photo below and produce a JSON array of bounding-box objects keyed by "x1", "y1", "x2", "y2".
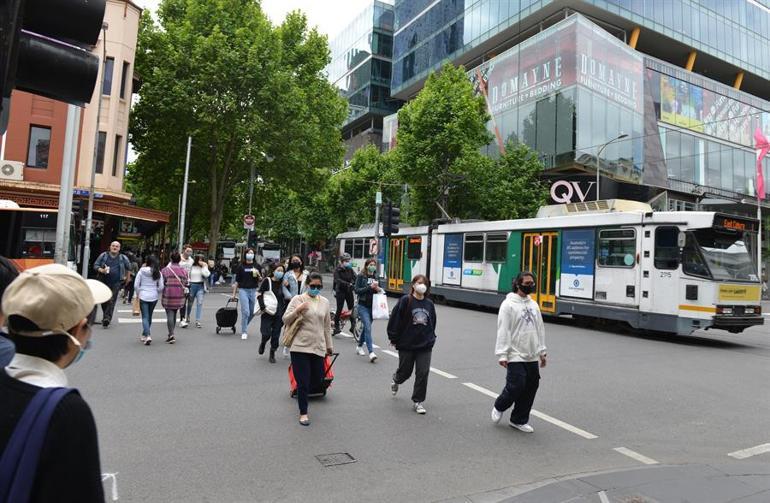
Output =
[
  {"x1": 274, "y1": 272, "x2": 284, "y2": 280},
  {"x1": 308, "y1": 287, "x2": 322, "y2": 297},
  {"x1": 344, "y1": 262, "x2": 352, "y2": 268}
]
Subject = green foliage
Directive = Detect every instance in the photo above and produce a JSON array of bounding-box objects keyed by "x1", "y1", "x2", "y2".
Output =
[
  {"x1": 393, "y1": 63, "x2": 492, "y2": 222},
  {"x1": 128, "y1": 1, "x2": 346, "y2": 254}
]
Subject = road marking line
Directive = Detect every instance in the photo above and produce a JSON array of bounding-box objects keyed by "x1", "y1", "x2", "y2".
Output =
[
  {"x1": 337, "y1": 332, "x2": 353, "y2": 339},
  {"x1": 118, "y1": 318, "x2": 167, "y2": 324},
  {"x1": 430, "y1": 367, "x2": 458, "y2": 379},
  {"x1": 598, "y1": 491, "x2": 610, "y2": 503},
  {"x1": 383, "y1": 350, "x2": 399, "y2": 358},
  {"x1": 101, "y1": 472, "x2": 119, "y2": 501},
  {"x1": 614, "y1": 447, "x2": 658, "y2": 465},
  {"x1": 373, "y1": 344, "x2": 381, "y2": 349},
  {"x1": 462, "y1": 382, "x2": 498, "y2": 399},
  {"x1": 118, "y1": 309, "x2": 162, "y2": 313},
  {"x1": 462, "y1": 382, "x2": 598, "y2": 439},
  {"x1": 531, "y1": 410, "x2": 598, "y2": 439},
  {"x1": 728, "y1": 443, "x2": 770, "y2": 460}
]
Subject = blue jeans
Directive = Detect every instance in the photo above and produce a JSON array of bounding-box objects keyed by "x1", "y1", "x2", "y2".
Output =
[
  {"x1": 187, "y1": 283, "x2": 205, "y2": 321},
  {"x1": 139, "y1": 300, "x2": 157, "y2": 336},
  {"x1": 356, "y1": 304, "x2": 374, "y2": 353},
  {"x1": 238, "y1": 288, "x2": 257, "y2": 334}
]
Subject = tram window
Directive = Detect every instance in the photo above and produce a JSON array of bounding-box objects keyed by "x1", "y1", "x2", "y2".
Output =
[
  {"x1": 407, "y1": 237, "x2": 422, "y2": 259},
  {"x1": 486, "y1": 233, "x2": 508, "y2": 263},
  {"x1": 597, "y1": 229, "x2": 636, "y2": 267},
  {"x1": 353, "y1": 239, "x2": 365, "y2": 258},
  {"x1": 464, "y1": 234, "x2": 484, "y2": 262},
  {"x1": 655, "y1": 227, "x2": 680, "y2": 270},
  {"x1": 682, "y1": 233, "x2": 710, "y2": 278},
  {"x1": 344, "y1": 240, "x2": 353, "y2": 257},
  {"x1": 22, "y1": 229, "x2": 55, "y2": 258}
]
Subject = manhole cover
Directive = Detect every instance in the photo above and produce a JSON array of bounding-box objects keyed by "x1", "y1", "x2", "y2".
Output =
[{"x1": 315, "y1": 452, "x2": 356, "y2": 467}]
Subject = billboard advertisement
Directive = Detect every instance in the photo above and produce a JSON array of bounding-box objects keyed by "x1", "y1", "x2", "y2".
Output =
[
  {"x1": 442, "y1": 233, "x2": 463, "y2": 286},
  {"x1": 559, "y1": 229, "x2": 595, "y2": 299}
]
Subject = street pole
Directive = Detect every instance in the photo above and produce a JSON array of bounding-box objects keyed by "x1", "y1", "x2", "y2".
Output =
[
  {"x1": 374, "y1": 190, "x2": 382, "y2": 278},
  {"x1": 758, "y1": 197, "x2": 763, "y2": 281},
  {"x1": 179, "y1": 135, "x2": 192, "y2": 252},
  {"x1": 177, "y1": 193, "x2": 182, "y2": 246},
  {"x1": 55, "y1": 104, "x2": 81, "y2": 266},
  {"x1": 595, "y1": 133, "x2": 629, "y2": 201},
  {"x1": 81, "y1": 22, "x2": 109, "y2": 278}
]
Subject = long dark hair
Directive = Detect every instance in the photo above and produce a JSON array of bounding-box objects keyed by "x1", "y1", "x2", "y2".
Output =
[
  {"x1": 364, "y1": 258, "x2": 377, "y2": 275},
  {"x1": 289, "y1": 254, "x2": 303, "y2": 270},
  {"x1": 147, "y1": 254, "x2": 161, "y2": 281}
]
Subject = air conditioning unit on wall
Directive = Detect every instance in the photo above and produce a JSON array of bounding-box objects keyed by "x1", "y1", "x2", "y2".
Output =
[{"x1": 0, "y1": 161, "x2": 23, "y2": 181}]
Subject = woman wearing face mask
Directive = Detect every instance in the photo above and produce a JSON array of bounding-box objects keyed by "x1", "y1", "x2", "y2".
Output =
[
  {"x1": 386, "y1": 275, "x2": 437, "y2": 415},
  {"x1": 282, "y1": 272, "x2": 333, "y2": 426},
  {"x1": 134, "y1": 254, "x2": 164, "y2": 345},
  {"x1": 186, "y1": 254, "x2": 210, "y2": 329},
  {"x1": 282, "y1": 254, "x2": 306, "y2": 357},
  {"x1": 257, "y1": 265, "x2": 286, "y2": 363},
  {"x1": 353, "y1": 258, "x2": 380, "y2": 362},
  {"x1": 232, "y1": 248, "x2": 261, "y2": 340}
]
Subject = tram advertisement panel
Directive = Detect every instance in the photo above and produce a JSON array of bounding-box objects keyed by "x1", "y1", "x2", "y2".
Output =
[
  {"x1": 442, "y1": 234, "x2": 463, "y2": 286},
  {"x1": 560, "y1": 229, "x2": 595, "y2": 299}
]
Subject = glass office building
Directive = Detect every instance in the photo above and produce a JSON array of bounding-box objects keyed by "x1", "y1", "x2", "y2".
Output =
[{"x1": 326, "y1": 1, "x2": 402, "y2": 158}]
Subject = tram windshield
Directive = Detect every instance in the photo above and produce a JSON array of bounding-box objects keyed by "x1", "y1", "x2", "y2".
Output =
[{"x1": 689, "y1": 229, "x2": 758, "y2": 282}]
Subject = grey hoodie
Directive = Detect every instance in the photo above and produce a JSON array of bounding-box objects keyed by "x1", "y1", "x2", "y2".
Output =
[
  {"x1": 495, "y1": 292, "x2": 546, "y2": 363},
  {"x1": 134, "y1": 266, "x2": 165, "y2": 302}
]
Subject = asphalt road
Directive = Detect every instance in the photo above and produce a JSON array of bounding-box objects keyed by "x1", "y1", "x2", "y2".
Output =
[{"x1": 69, "y1": 288, "x2": 770, "y2": 502}]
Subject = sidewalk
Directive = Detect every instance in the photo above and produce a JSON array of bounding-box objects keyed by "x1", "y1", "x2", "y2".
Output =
[{"x1": 494, "y1": 463, "x2": 770, "y2": 503}]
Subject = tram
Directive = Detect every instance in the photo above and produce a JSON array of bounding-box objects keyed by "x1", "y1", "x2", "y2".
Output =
[
  {"x1": 0, "y1": 201, "x2": 78, "y2": 271},
  {"x1": 336, "y1": 200, "x2": 764, "y2": 335}
]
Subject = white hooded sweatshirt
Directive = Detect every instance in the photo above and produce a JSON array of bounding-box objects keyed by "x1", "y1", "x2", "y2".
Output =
[{"x1": 495, "y1": 292, "x2": 547, "y2": 363}]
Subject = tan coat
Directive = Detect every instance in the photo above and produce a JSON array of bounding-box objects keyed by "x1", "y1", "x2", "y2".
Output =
[{"x1": 282, "y1": 293, "x2": 332, "y2": 357}]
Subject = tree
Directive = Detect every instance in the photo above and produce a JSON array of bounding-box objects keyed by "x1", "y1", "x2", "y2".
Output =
[
  {"x1": 128, "y1": 1, "x2": 346, "y2": 255},
  {"x1": 393, "y1": 63, "x2": 492, "y2": 222}
]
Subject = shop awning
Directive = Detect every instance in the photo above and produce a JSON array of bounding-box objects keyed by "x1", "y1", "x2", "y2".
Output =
[{"x1": 93, "y1": 201, "x2": 170, "y2": 223}]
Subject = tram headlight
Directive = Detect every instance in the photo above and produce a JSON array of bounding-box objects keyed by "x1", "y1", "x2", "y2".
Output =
[{"x1": 717, "y1": 307, "x2": 733, "y2": 315}]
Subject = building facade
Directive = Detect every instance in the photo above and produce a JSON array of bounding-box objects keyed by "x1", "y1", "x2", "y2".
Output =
[
  {"x1": 326, "y1": 0, "x2": 402, "y2": 160},
  {"x1": 0, "y1": 0, "x2": 169, "y2": 260},
  {"x1": 379, "y1": 0, "x2": 770, "y2": 273}
]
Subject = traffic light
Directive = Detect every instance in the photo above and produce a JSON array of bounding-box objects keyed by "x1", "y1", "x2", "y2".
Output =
[
  {"x1": 247, "y1": 230, "x2": 258, "y2": 249},
  {"x1": 383, "y1": 201, "x2": 400, "y2": 236},
  {"x1": 0, "y1": 0, "x2": 106, "y2": 132}
]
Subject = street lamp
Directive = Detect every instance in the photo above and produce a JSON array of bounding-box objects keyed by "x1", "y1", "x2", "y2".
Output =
[
  {"x1": 177, "y1": 179, "x2": 197, "y2": 245},
  {"x1": 595, "y1": 133, "x2": 629, "y2": 201}
]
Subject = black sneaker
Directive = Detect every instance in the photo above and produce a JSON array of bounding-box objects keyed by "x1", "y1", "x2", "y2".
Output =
[
  {"x1": 269, "y1": 351, "x2": 276, "y2": 364},
  {"x1": 258, "y1": 340, "x2": 267, "y2": 355},
  {"x1": 166, "y1": 335, "x2": 176, "y2": 344},
  {"x1": 102, "y1": 319, "x2": 110, "y2": 328}
]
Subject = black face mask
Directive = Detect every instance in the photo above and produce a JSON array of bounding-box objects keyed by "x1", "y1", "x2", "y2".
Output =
[
  {"x1": 291, "y1": 262, "x2": 301, "y2": 270},
  {"x1": 518, "y1": 283, "x2": 535, "y2": 295}
]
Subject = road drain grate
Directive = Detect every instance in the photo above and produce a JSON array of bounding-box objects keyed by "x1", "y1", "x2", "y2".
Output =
[{"x1": 315, "y1": 453, "x2": 356, "y2": 467}]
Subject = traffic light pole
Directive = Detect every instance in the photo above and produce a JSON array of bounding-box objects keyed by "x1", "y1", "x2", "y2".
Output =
[
  {"x1": 54, "y1": 103, "x2": 80, "y2": 266},
  {"x1": 81, "y1": 22, "x2": 108, "y2": 279},
  {"x1": 374, "y1": 190, "x2": 382, "y2": 277}
]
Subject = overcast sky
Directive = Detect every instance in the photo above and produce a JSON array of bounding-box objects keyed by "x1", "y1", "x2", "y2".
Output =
[{"x1": 134, "y1": 0, "x2": 375, "y2": 40}]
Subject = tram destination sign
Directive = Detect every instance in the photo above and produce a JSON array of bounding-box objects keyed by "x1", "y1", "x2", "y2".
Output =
[{"x1": 714, "y1": 215, "x2": 758, "y2": 233}]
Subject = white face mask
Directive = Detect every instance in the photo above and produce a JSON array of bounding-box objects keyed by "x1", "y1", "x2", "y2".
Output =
[
  {"x1": 245, "y1": 253, "x2": 254, "y2": 261},
  {"x1": 414, "y1": 284, "x2": 427, "y2": 295}
]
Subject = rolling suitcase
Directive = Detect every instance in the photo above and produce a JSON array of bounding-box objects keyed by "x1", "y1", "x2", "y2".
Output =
[
  {"x1": 288, "y1": 353, "x2": 339, "y2": 398},
  {"x1": 215, "y1": 298, "x2": 238, "y2": 334}
]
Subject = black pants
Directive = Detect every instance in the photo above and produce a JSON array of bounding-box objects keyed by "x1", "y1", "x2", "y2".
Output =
[
  {"x1": 100, "y1": 283, "x2": 121, "y2": 324},
  {"x1": 393, "y1": 349, "x2": 432, "y2": 403},
  {"x1": 260, "y1": 309, "x2": 284, "y2": 351},
  {"x1": 124, "y1": 280, "x2": 135, "y2": 302},
  {"x1": 334, "y1": 288, "x2": 354, "y2": 327},
  {"x1": 290, "y1": 352, "x2": 325, "y2": 415},
  {"x1": 494, "y1": 361, "x2": 540, "y2": 425},
  {"x1": 180, "y1": 293, "x2": 190, "y2": 321}
]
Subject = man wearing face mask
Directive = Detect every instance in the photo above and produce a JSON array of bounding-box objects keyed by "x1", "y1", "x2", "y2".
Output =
[
  {"x1": 0, "y1": 263, "x2": 112, "y2": 502},
  {"x1": 491, "y1": 271, "x2": 547, "y2": 433},
  {"x1": 332, "y1": 253, "x2": 356, "y2": 335}
]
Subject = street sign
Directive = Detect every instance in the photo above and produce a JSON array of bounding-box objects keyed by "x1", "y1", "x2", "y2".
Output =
[
  {"x1": 243, "y1": 214, "x2": 255, "y2": 230},
  {"x1": 369, "y1": 238, "x2": 378, "y2": 255}
]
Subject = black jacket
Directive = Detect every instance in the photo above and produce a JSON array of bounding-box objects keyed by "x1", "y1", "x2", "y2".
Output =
[
  {"x1": 354, "y1": 273, "x2": 378, "y2": 308},
  {"x1": 333, "y1": 266, "x2": 356, "y2": 292},
  {"x1": 386, "y1": 294, "x2": 437, "y2": 351}
]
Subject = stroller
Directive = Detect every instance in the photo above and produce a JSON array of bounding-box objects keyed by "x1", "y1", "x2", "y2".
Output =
[
  {"x1": 215, "y1": 297, "x2": 238, "y2": 334},
  {"x1": 288, "y1": 353, "x2": 339, "y2": 398}
]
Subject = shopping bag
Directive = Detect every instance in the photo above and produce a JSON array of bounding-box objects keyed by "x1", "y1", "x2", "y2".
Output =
[
  {"x1": 131, "y1": 295, "x2": 140, "y2": 316},
  {"x1": 372, "y1": 292, "x2": 390, "y2": 320}
]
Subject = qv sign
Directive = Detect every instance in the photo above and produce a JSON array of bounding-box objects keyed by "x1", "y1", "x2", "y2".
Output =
[{"x1": 549, "y1": 180, "x2": 596, "y2": 204}]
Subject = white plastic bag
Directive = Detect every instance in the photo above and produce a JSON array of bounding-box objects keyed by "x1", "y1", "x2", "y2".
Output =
[{"x1": 372, "y1": 292, "x2": 390, "y2": 320}]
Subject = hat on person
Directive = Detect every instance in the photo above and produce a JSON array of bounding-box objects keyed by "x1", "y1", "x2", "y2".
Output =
[
  {"x1": 2, "y1": 263, "x2": 112, "y2": 336},
  {"x1": 341, "y1": 253, "x2": 351, "y2": 261}
]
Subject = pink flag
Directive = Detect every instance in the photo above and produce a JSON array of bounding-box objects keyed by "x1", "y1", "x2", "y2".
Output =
[{"x1": 755, "y1": 127, "x2": 769, "y2": 201}]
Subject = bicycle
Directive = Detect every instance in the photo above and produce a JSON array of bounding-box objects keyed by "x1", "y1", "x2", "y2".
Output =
[{"x1": 330, "y1": 301, "x2": 362, "y2": 344}]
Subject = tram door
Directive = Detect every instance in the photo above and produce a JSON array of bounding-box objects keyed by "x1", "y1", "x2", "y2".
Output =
[
  {"x1": 387, "y1": 237, "x2": 406, "y2": 292},
  {"x1": 521, "y1": 232, "x2": 558, "y2": 313}
]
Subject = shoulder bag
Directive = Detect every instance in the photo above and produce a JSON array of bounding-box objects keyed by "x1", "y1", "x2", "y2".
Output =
[
  {"x1": 281, "y1": 311, "x2": 303, "y2": 347},
  {"x1": 254, "y1": 278, "x2": 278, "y2": 316},
  {"x1": 167, "y1": 266, "x2": 189, "y2": 295}
]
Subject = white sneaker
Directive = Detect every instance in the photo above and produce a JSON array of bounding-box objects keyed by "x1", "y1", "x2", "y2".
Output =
[
  {"x1": 390, "y1": 380, "x2": 398, "y2": 396},
  {"x1": 369, "y1": 352, "x2": 378, "y2": 363},
  {"x1": 413, "y1": 402, "x2": 426, "y2": 414},
  {"x1": 509, "y1": 422, "x2": 534, "y2": 433},
  {"x1": 241, "y1": 333, "x2": 248, "y2": 340},
  {"x1": 140, "y1": 335, "x2": 147, "y2": 344},
  {"x1": 491, "y1": 407, "x2": 502, "y2": 423},
  {"x1": 356, "y1": 346, "x2": 366, "y2": 356},
  {"x1": 180, "y1": 319, "x2": 189, "y2": 328},
  {"x1": 283, "y1": 347, "x2": 289, "y2": 358}
]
